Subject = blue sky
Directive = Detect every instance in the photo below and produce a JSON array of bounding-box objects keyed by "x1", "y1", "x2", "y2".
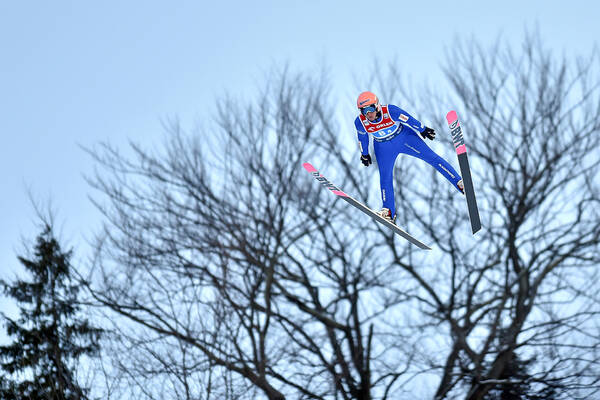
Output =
[{"x1": 0, "y1": 1, "x2": 597, "y2": 291}]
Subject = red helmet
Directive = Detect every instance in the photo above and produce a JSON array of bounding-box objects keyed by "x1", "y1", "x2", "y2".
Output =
[{"x1": 357, "y1": 91, "x2": 381, "y2": 115}]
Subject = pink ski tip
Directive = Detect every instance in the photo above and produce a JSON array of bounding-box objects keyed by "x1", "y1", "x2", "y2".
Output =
[
  {"x1": 446, "y1": 110, "x2": 458, "y2": 124},
  {"x1": 302, "y1": 162, "x2": 317, "y2": 173},
  {"x1": 332, "y1": 190, "x2": 348, "y2": 197},
  {"x1": 456, "y1": 144, "x2": 467, "y2": 155}
]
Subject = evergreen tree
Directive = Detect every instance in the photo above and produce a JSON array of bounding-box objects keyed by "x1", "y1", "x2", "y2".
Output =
[{"x1": 0, "y1": 225, "x2": 102, "y2": 400}]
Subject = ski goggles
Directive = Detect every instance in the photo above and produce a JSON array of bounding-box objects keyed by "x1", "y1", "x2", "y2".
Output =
[{"x1": 360, "y1": 104, "x2": 378, "y2": 115}]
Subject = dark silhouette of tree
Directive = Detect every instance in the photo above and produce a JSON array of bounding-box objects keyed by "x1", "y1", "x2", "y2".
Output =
[
  {"x1": 478, "y1": 352, "x2": 560, "y2": 399},
  {"x1": 0, "y1": 223, "x2": 102, "y2": 400}
]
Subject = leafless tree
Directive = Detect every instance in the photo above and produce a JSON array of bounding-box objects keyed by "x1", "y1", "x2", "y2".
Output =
[
  {"x1": 84, "y1": 32, "x2": 600, "y2": 400},
  {"x1": 364, "y1": 33, "x2": 600, "y2": 399},
  {"x1": 83, "y1": 67, "x2": 429, "y2": 400}
]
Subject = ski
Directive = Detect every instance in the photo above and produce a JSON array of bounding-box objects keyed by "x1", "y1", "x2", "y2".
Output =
[
  {"x1": 302, "y1": 162, "x2": 431, "y2": 250},
  {"x1": 446, "y1": 111, "x2": 482, "y2": 234}
]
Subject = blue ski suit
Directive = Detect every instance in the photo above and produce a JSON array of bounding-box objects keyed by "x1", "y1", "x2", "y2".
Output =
[{"x1": 355, "y1": 104, "x2": 462, "y2": 217}]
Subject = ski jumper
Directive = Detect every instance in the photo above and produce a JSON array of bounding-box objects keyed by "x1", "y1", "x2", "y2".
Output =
[{"x1": 355, "y1": 104, "x2": 462, "y2": 217}]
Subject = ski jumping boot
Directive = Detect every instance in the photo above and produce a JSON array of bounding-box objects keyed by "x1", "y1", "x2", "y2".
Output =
[{"x1": 377, "y1": 208, "x2": 396, "y2": 224}]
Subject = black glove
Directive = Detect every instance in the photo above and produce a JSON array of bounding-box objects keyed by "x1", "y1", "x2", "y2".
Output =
[
  {"x1": 421, "y1": 127, "x2": 436, "y2": 140},
  {"x1": 360, "y1": 154, "x2": 372, "y2": 166}
]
